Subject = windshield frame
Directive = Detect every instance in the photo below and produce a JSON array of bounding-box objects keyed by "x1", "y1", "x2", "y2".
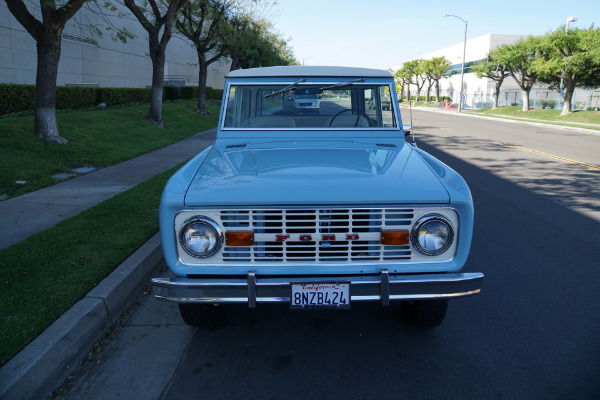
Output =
[{"x1": 219, "y1": 78, "x2": 401, "y2": 133}]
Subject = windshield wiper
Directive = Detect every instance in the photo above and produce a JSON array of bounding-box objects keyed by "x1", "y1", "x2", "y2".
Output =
[
  {"x1": 319, "y1": 78, "x2": 364, "y2": 91},
  {"x1": 263, "y1": 78, "x2": 306, "y2": 98}
]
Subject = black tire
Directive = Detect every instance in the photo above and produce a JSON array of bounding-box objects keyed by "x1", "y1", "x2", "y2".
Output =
[
  {"x1": 401, "y1": 299, "x2": 449, "y2": 327},
  {"x1": 178, "y1": 303, "x2": 221, "y2": 329}
]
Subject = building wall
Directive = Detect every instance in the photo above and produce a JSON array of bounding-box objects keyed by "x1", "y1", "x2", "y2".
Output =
[
  {"x1": 0, "y1": 2, "x2": 230, "y2": 90},
  {"x1": 398, "y1": 33, "x2": 532, "y2": 105}
]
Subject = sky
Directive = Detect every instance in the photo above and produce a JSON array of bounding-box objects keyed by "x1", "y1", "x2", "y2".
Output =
[{"x1": 270, "y1": 0, "x2": 600, "y2": 70}]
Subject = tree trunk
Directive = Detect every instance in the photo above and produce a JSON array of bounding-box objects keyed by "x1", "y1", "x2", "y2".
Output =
[
  {"x1": 34, "y1": 28, "x2": 67, "y2": 144},
  {"x1": 493, "y1": 81, "x2": 502, "y2": 109},
  {"x1": 197, "y1": 57, "x2": 209, "y2": 115},
  {"x1": 562, "y1": 80, "x2": 575, "y2": 115},
  {"x1": 148, "y1": 42, "x2": 165, "y2": 126},
  {"x1": 522, "y1": 89, "x2": 531, "y2": 112},
  {"x1": 425, "y1": 83, "x2": 432, "y2": 102},
  {"x1": 435, "y1": 80, "x2": 440, "y2": 102}
]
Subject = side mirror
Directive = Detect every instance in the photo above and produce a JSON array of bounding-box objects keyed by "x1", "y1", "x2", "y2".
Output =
[{"x1": 403, "y1": 125, "x2": 412, "y2": 136}]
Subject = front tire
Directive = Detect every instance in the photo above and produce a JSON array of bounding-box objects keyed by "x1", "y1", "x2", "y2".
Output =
[{"x1": 402, "y1": 299, "x2": 449, "y2": 327}]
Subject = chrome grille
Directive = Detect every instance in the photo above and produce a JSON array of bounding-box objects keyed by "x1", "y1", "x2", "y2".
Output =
[{"x1": 220, "y1": 208, "x2": 414, "y2": 263}]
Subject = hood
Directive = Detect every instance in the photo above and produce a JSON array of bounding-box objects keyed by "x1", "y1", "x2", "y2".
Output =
[{"x1": 184, "y1": 142, "x2": 449, "y2": 206}]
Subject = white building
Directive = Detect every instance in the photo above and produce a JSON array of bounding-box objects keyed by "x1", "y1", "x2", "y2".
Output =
[
  {"x1": 0, "y1": 2, "x2": 230, "y2": 90},
  {"x1": 416, "y1": 33, "x2": 529, "y2": 107},
  {"x1": 400, "y1": 33, "x2": 599, "y2": 110}
]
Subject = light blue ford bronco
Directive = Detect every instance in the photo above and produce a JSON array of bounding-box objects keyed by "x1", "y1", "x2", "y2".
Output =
[{"x1": 152, "y1": 66, "x2": 483, "y2": 328}]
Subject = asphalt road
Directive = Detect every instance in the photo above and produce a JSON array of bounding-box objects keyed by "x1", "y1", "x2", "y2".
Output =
[{"x1": 54, "y1": 111, "x2": 600, "y2": 400}]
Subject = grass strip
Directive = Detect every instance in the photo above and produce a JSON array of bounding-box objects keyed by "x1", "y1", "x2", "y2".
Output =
[
  {"x1": 467, "y1": 106, "x2": 600, "y2": 130},
  {"x1": 0, "y1": 100, "x2": 219, "y2": 199},
  {"x1": 0, "y1": 165, "x2": 180, "y2": 366}
]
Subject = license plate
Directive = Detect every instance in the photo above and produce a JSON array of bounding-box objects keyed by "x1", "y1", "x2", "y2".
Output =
[{"x1": 290, "y1": 282, "x2": 350, "y2": 310}]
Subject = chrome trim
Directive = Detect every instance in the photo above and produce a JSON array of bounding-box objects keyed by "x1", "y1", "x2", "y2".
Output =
[
  {"x1": 220, "y1": 81, "x2": 401, "y2": 131},
  {"x1": 151, "y1": 272, "x2": 483, "y2": 306},
  {"x1": 175, "y1": 207, "x2": 460, "y2": 266},
  {"x1": 178, "y1": 217, "x2": 223, "y2": 258},
  {"x1": 411, "y1": 214, "x2": 455, "y2": 256}
]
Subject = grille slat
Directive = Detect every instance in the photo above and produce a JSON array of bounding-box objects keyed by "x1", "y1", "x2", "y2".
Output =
[{"x1": 221, "y1": 208, "x2": 415, "y2": 262}]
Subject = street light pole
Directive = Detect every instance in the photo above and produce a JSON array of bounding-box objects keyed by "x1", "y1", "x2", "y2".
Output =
[{"x1": 444, "y1": 14, "x2": 467, "y2": 113}]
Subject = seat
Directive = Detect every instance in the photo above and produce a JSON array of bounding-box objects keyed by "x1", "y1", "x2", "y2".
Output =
[{"x1": 248, "y1": 116, "x2": 296, "y2": 128}]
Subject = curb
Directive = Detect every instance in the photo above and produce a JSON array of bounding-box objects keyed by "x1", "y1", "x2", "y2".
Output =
[
  {"x1": 406, "y1": 106, "x2": 600, "y2": 135},
  {"x1": 0, "y1": 234, "x2": 164, "y2": 400}
]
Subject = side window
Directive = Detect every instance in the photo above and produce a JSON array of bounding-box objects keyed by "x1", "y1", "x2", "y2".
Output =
[
  {"x1": 364, "y1": 88, "x2": 378, "y2": 122},
  {"x1": 379, "y1": 86, "x2": 395, "y2": 127},
  {"x1": 225, "y1": 87, "x2": 252, "y2": 127}
]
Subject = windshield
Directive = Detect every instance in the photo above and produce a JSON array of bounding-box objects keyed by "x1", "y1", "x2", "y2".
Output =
[{"x1": 223, "y1": 83, "x2": 397, "y2": 129}]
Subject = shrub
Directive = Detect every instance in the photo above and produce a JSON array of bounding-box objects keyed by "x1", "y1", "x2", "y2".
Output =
[
  {"x1": 96, "y1": 88, "x2": 151, "y2": 106},
  {"x1": 56, "y1": 86, "x2": 97, "y2": 110},
  {"x1": 206, "y1": 87, "x2": 224, "y2": 100},
  {"x1": 163, "y1": 85, "x2": 179, "y2": 101},
  {"x1": 0, "y1": 84, "x2": 36, "y2": 114},
  {"x1": 181, "y1": 86, "x2": 223, "y2": 101},
  {"x1": 547, "y1": 100, "x2": 557, "y2": 109},
  {"x1": 181, "y1": 86, "x2": 198, "y2": 100}
]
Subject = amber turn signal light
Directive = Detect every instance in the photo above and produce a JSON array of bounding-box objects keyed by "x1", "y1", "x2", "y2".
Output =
[
  {"x1": 380, "y1": 230, "x2": 410, "y2": 245},
  {"x1": 225, "y1": 231, "x2": 254, "y2": 246}
]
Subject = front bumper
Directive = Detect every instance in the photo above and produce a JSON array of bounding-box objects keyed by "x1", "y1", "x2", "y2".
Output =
[{"x1": 152, "y1": 270, "x2": 483, "y2": 308}]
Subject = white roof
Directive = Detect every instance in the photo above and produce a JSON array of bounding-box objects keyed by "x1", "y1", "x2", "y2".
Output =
[{"x1": 227, "y1": 66, "x2": 393, "y2": 78}]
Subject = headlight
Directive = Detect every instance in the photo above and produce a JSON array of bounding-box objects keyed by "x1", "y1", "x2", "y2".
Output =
[
  {"x1": 179, "y1": 217, "x2": 222, "y2": 258},
  {"x1": 411, "y1": 215, "x2": 454, "y2": 256}
]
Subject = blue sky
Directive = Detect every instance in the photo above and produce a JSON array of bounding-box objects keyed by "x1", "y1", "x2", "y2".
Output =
[{"x1": 272, "y1": 0, "x2": 600, "y2": 69}]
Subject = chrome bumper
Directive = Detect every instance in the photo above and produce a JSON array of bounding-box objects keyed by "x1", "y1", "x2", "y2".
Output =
[{"x1": 151, "y1": 270, "x2": 483, "y2": 308}]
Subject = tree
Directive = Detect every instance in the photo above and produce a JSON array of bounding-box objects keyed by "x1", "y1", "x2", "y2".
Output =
[
  {"x1": 175, "y1": 0, "x2": 233, "y2": 115},
  {"x1": 5, "y1": 0, "x2": 87, "y2": 143},
  {"x1": 402, "y1": 59, "x2": 426, "y2": 101},
  {"x1": 493, "y1": 37, "x2": 542, "y2": 111},
  {"x1": 395, "y1": 66, "x2": 414, "y2": 102},
  {"x1": 532, "y1": 25, "x2": 600, "y2": 115},
  {"x1": 223, "y1": 11, "x2": 296, "y2": 71},
  {"x1": 471, "y1": 55, "x2": 509, "y2": 109},
  {"x1": 124, "y1": 0, "x2": 189, "y2": 126},
  {"x1": 422, "y1": 59, "x2": 435, "y2": 102},
  {"x1": 426, "y1": 56, "x2": 452, "y2": 103}
]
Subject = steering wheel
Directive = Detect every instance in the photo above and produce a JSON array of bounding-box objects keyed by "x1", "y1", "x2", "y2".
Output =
[{"x1": 328, "y1": 109, "x2": 372, "y2": 127}]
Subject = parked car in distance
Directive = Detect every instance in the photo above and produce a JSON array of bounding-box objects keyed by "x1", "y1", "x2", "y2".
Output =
[{"x1": 152, "y1": 66, "x2": 483, "y2": 328}]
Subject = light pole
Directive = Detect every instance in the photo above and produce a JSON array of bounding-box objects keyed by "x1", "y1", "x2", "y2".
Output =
[
  {"x1": 443, "y1": 14, "x2": 467, "y2": 112},
  {"x1": 560, "y1": 16, "x2": 578, "y2": 107}
]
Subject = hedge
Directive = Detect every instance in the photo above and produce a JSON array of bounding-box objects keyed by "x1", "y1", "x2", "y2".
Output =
[
  {"x1": 181, "y1": 86, "x2": 224, "y2": 101},
  {"x1": 0, "y1": 84, "x2": 223, "y2": 115},
  {"x1": 96, "y1": 87, "x2": 152, "y2": 106}
]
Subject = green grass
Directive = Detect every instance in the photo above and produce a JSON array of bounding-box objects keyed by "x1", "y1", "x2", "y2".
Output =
[
  {"x1": 467, "y1": 106, "x2": 600, "y2": 130},
  {"x1": 0, "y1": 100, "x2": 219, "y2": 199},
  {"x1": 0, "y1": 165, "x2": 180, "y2": 366},
  {"x1": 399, "y1": 101, "x2": 440, "y2": 108}
]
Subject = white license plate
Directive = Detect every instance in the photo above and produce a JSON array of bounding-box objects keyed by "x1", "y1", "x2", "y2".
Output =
[{"x1": 290, "y1": 282, "x2": 350, "y2": 310}]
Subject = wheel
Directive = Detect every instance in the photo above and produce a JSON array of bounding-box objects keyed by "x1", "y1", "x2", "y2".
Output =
[
  {"x1": 328, "y1": 109, "x2": 372, "y2": 127},
  {"x1": 401, "y1": 299, "x2": 449, "y2": 327},
  {"x1": 178, "y1": 303, "x2": 222, "y2": 329}
]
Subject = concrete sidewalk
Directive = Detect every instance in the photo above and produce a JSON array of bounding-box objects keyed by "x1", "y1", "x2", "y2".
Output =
[
  {"x1": 403, "y1": 105, "x2": 600, "y2": 135},
  {"x1": 0, "y1": 128, "x2": 216, "y2": 250}
]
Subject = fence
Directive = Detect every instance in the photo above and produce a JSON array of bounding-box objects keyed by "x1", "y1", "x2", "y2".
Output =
[{"x1": 440, "y1": 87, "x2": 600, "y2": 111}]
